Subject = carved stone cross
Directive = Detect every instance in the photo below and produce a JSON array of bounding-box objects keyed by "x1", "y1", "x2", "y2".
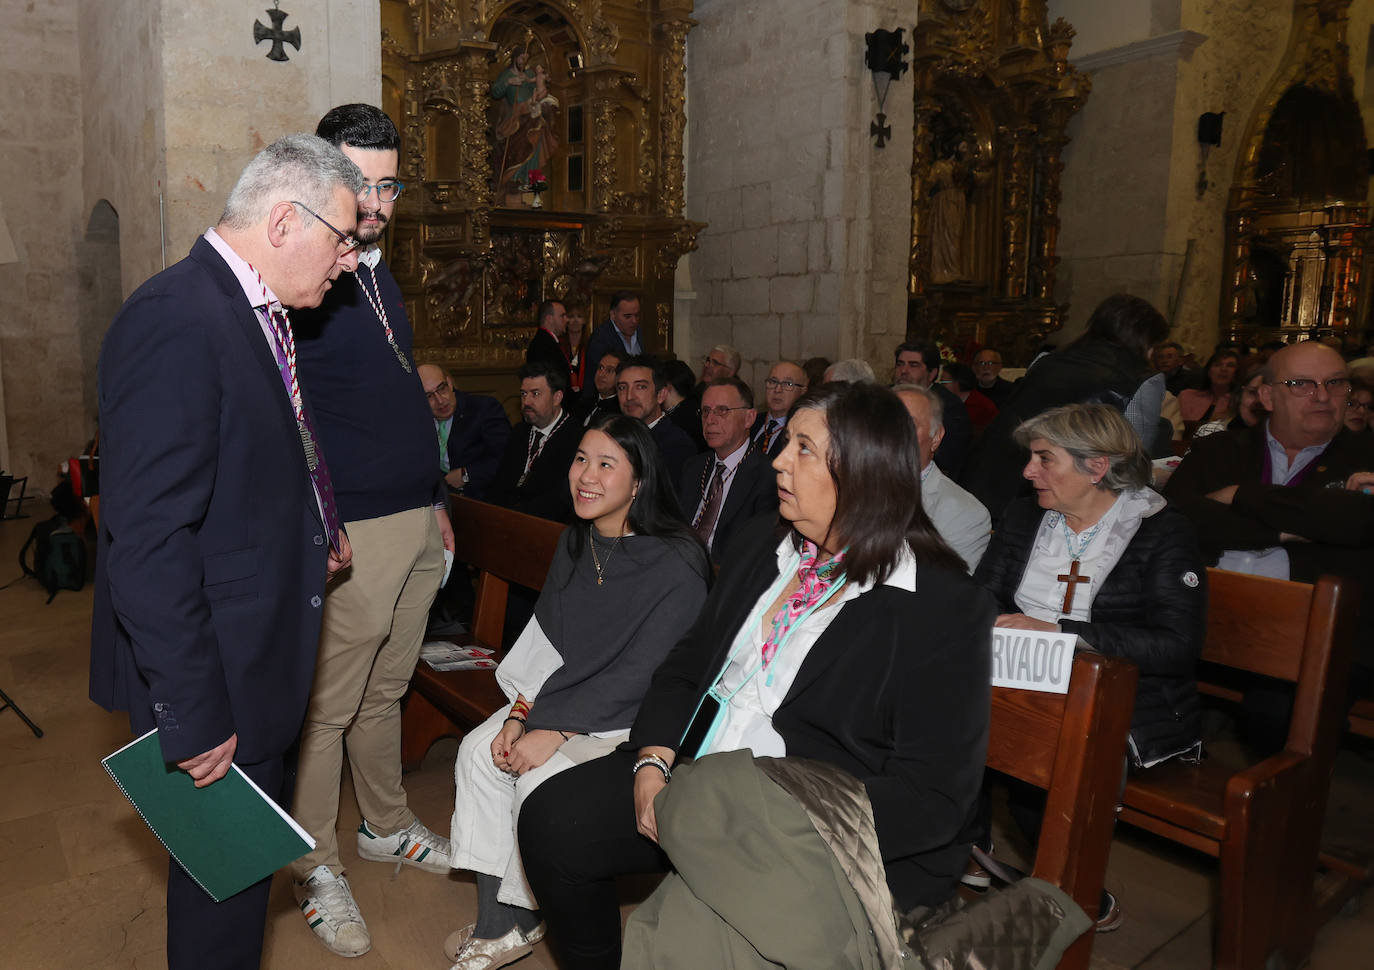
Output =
[
  {"x1": 870, "y1": 112, "x2": 892, "y2": 148},
  {"x1": 254, "y1": 7, "x2": 301, "y2": 63},
  {"x1": 1057, "y1": 559, "x2": 1091, "y2": 614}
]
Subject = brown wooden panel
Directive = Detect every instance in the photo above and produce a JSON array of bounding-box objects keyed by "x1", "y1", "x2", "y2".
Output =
[
  {"x1": 1202, "y1": 568, "x2": 1314, "y2": 682},
  {"x1": 450, "y1": 495, "x2": 566, "y2": 592}
]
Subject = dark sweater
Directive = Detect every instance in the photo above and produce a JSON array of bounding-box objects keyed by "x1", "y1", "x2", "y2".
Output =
[{"x1": 292, "y1": 258, "x2": 439, "y2": 522}]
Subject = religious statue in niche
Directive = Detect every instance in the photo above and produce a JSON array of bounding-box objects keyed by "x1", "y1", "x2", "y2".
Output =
[
  {"x1": 928, "y1": 139, "x2": 974, "y2": 285},
  {"x1": 490, "y1": 40, "x2": 561, "y2": 201}
]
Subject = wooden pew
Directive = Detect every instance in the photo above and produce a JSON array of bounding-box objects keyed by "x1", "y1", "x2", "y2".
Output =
[
  {"x1": 984, "y1": 651, "x2": 1139, "y2": 970},
  {"x1": 1118, "y1": 569, "x2": 1359, "y2": 970},
  {"x1": 400, "y1": 496, "x2": 565, "y2": 770}
]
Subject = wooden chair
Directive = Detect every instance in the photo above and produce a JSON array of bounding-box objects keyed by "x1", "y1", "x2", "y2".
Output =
[
  {"x1": 1118, "y1": 570, "x2": 1358, "y2": 970},
  {"x1": 985, "y1": 651, "x2": 1139, "y2": 970},
  {"x1": 400, "y1": 496, "x2": 565, "y2": 770}
]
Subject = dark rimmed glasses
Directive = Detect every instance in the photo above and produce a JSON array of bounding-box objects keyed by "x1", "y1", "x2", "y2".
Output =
[
  {"x1": 290, "y1": 200, "x2": 359, "y2": 254},
  {"x1": 699, "y1": 405, "x2": 751, "y2": 419}
]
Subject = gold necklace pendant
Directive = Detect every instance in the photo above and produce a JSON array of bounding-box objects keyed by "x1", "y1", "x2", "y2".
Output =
[{"x1": 589, "y1": 525, "x2": 621, "y2": 585}]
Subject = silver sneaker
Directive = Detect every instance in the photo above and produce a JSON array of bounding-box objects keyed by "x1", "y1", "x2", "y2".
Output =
[
  {"x1": 356, "y1": 817, "x2": 451, "y2": 873},
  {"x1": 294, "y1": 865, "x2": 371, "y2": 957},
  {"x1": 444, "y1": 921, "x2": 547, "y2": 962},
  {"x1": 450, "y1": 923, "x2": 544, "y2": 970}
]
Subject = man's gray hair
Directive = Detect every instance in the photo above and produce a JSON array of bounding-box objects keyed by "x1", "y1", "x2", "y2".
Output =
[
  {"x1": 893, "y1": 382, "x2": 943, "y2": 438},
  {"x1": 824, "y1": 358, "x2": 876, "y2": 384},
  {"x1": 711, "y1": 344, "x2": 741, "y2": 373},
  {"x1": 219, "y1": 133, "x2": 364, "y2": 231}
]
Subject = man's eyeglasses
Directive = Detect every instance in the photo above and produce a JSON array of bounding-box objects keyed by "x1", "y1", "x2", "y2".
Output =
[
  {"x1": 291, "y1": 201, "x2": 359, "y2": 254},
  {"x1": 764, "y1": 377, "x2": 805, "y2": 391},
  {"x1": 699, "y1": 405, "x2": 750, "y2": 419},
  {"x1": 702, "y1": 356, "x2": 729, "y2": 369},
  {"x1": 1268, "y1": 378, "x2": 1353, "y2": 398},
  {"x1": 425, "y1": 380, "x2": 452, "y2": 402},
  {"x1": 360, "y1": 180, "x2": 405, "y2": 203}
]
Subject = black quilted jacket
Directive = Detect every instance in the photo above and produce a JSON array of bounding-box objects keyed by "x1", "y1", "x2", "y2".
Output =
[{"x1": 974, "y1": 496, "x2": 1207, "y2": 766}]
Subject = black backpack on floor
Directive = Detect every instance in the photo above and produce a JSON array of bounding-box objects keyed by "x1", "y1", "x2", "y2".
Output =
[{"x1": 19, "y1": 516, "x2": 87, "y2": 603}]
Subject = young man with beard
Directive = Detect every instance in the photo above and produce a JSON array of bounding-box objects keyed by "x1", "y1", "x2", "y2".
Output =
[
  {"x1": 489, "y1": 359, "x2": 583, "y2": 521},
  {"x1": 287, "y1": 104, "x2": 454, "y2": 957}
]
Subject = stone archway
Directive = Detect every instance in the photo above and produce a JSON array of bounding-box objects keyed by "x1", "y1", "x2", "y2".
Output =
[{"x1": 76, "y1": 200, "x2": 121, "y2": 430}]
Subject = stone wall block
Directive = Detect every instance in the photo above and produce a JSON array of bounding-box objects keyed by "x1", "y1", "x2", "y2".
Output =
[
  {"x1": 770, "y1": 275, "x2": 815, "y2": 314},
  {"x1": 740, "y1": 181, "x2": 772, "y2": 229},
  {"x1": 822, "y1": 168, "x2": 847, "y2": 219},
  {"x1": 723, "y1": 276, "x2": 771, "y2": 315},
  {"x1": 777, "y1": 223, "x2": 809, "y2": 275},
  {"x1": 807, "y1": 222, "x2": 828, "y2": 273},
  {"x1": 731, "y1": 225, "x2": 779, "y2": 278},
  {"x1": 813, "y1": 272, "x2": 841, "y2": 314},
  {"x1": 731, "y1": 313, "x2": 782, "y2": 360},
  {"x1": 771, "y1": 172, "x2": 820, "y2": 224}
]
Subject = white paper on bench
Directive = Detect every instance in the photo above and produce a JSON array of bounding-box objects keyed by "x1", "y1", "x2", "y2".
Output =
[{"x1": 990, "y1": 627, "x2": 1076, "y2": 695}]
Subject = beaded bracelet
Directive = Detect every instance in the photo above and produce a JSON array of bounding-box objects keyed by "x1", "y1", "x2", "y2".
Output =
[{"x1": 632, "y1": 754, "x2": 672, "y2": 782}]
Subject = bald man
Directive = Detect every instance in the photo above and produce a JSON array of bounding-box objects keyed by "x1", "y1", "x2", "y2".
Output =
[
  {"x1": 419, "y1": 363, "x2": 510, "y2": 500},
  {"x1": 1166, "y1": 341, "x2": 1374, "y2": 742},
  {"x1": 894, "y1": 384, "x2": 990, "y2": 572},
  {"x1": 750, "y1": 360, "x2": 809, "y2": 458}
]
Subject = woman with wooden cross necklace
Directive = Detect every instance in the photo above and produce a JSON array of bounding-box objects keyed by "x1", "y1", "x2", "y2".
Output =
[
  {"x1": 444, "y1": 413, "x2": 708, "y2": 970},
  {"x1": 969, "y1": 403, "x2": 1206, "y2": 931}
]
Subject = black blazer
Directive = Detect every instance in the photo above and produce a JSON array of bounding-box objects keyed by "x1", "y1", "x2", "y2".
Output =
[
  {"x1": 90, "y1": 236, "x2": 329, "y2": 765},
  {"x1": 526, "y1": 327, "x2": 572, "y2": 392},
  {"x1": 630, "y1": 514, "x2": 994, "y2": 910},
  {"x1": 650, "y1": 417, "x2": 698, "y2": 485},
  {"x1": 489, "y1": 411, "x2": 583, "y2": 522},
  {"x1": 676, "y1": 449, "x2": 779, "y2": 563},
  {"x1": 444, "y1": 390, "x2": 511, "y2": 500}
]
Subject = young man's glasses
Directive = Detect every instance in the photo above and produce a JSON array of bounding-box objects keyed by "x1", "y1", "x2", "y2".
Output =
[{"x1": 359, "y1": 180, "x2": 405, "y2": 203}]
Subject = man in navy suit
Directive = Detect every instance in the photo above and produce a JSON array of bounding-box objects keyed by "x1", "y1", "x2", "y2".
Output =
[
  {"x1": 418, "y1": 363, "x2": 511, "y2": 500},
  {"x1": 583, "y1": 290, "x2": 643, "y2": 399},
  {"x1": 90, "y1": 134, "x2": 362, "y2": 970},
  {"x1": 678, "y1": 377, "x2": 779, "y2": 564},
  {"x1": 616, "y1": 355, "x2": 697, "y2": 484}
]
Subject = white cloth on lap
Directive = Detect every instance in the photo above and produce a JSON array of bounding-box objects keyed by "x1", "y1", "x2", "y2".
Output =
[{"x1": 450, "y1": 704, "x2": 625, "y2": 909}]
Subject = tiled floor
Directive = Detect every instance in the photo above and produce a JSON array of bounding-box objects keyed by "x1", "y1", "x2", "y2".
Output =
[{"x1": 0, "y1": 513, "x2": 1370, "y2": 969}]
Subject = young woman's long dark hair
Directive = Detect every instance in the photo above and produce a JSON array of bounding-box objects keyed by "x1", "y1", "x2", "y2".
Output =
[
  {"x1": 792, "y1": 381, "x2": 964, "y2": 584},
  {"x1": 564, "y1": 412, "x2": 707, "y2": 570}
]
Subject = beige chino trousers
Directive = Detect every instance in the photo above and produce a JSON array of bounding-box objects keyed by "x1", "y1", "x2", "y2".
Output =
[{"x1": 290, "y1": 505, "x2": 444, "y2": 878}]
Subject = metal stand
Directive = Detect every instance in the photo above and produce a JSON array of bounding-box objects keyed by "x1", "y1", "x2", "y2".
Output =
[
  {"x1": 1, "y1": 474, "x2": 31, "y2": 520},
  {"x1": 0, "y1": 687, "x2": 43, "y2": 738}
]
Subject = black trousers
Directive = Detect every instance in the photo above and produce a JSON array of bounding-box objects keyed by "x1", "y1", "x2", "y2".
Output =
[
  {"x1": 128, "y1": 707, "x2": 290, "y2": 970},
  {"x1": 518, "y1": 747, "x2": 670, "y2": 970}
]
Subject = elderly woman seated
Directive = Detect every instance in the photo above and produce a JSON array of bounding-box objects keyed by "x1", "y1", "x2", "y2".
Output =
[
  {"x1": 971, "y1": 403, "x2": 1207, "y2": 927},
  {"x1": 515, "y1": 381, "x2": 995, "y2": 970}
]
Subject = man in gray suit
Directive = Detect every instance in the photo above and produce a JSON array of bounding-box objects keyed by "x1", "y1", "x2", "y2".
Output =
[{"x1": 895, "y1": 384, "x2": 990, "y2": 572}]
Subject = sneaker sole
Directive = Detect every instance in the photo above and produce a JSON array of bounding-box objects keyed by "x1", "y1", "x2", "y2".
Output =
[
  {"x1": 959, "y1": 872, "x2": 992, "y2": 889},
  {"x1": 356, "y1": 841, "x2": 451, "y2": 873},
  {"x1": 296, "y1": 898, "x2": 372, "y2": 957}
]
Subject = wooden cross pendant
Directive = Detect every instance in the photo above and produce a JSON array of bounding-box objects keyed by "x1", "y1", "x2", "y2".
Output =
[{"x1": 1057, "y1": 559, "x2": 1091, "y2": 614}]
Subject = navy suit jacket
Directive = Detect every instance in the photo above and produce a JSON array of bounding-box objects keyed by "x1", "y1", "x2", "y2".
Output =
[
  {"x1": 444, "y1": 390, "x2": 511, "y2": 500},
  {"x1": 650, "y1": 416, "x2": 697, "y2": 485},
  {"x1": 89, "y1": 236, "x2": 330, "y2": 765},
  {"x1": 676, "y1": 448, "x2": 779, "y2": 563},
  {"x1": 583, "y1": 320, "x2": 640, "y2": 399}
]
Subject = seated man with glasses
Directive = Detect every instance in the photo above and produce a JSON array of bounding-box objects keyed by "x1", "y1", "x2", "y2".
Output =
[
  {"x1": 1166, "y1": 340, "x2": 1374, "y2": 746},
  {"x1": 751, "y1": 360, "x2": 809, "y2": 459},
  {"x1": 418, "y1": 363, "x2": 511, "y2": 500}
]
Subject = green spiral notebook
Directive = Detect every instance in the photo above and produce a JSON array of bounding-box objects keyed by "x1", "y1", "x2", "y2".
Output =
[{"x1": 102, "y1": 728, "x2": 315, "y2": 902}]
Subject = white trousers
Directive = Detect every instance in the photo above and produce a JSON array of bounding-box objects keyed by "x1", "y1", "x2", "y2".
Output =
[{"x1": 450, "y1": 705, "x2": 626, "y2": 909}]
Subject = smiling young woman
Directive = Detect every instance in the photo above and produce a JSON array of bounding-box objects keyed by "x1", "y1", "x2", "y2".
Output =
[{"x1": 445, "y1": 413, "x2": 708, "y2": 969}]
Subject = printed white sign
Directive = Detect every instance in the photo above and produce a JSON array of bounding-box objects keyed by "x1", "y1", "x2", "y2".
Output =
[{"x1": 990, "y1": 627, "x2": 1076, "y2": 694}]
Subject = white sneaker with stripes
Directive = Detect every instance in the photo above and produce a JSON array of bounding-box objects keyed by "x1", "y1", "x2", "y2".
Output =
[
  {"x1": 356, "y1": 817, "x2": 451, "y2": 873},
  {"x1": 294, "y1": 865, "x2": 371, "y2": 957}
]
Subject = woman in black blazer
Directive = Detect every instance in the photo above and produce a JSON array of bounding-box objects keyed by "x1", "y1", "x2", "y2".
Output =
[{"x1": 517, "y1": 381, "x2": 995, "y2": 970}]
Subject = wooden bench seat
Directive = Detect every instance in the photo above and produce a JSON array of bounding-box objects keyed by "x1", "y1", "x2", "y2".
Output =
[
  {"x1": 986, "y1": 652, "x2": 1138, "y2": 970},
  {"x1": 400, "y1": 496, "x2": 565, "y2": 770},
  {"x1": 1117, "y1": 569, "x2": 1361, "y2": 970}
]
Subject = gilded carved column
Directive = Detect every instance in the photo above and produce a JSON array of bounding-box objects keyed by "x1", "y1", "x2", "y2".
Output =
[
  {"x1": 592, "y1": 96, "x2": 618, "y2": 213},
  {"x1": 456, "y1": 43, "x2": 496, "y2": 245},
  {"x1": 657, "y1": 18, "x2": 692, "y2": 218},
  {"x1": 1001, "y1": 124, "x2": 1035, "y2": 299},
  {"x1": 908, "y1": 78, "x2": 939, "y2": 298}
]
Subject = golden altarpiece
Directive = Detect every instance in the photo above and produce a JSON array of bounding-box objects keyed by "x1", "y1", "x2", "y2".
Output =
[
  {"x1": 1220, "y1": 0, "x2": 1371, "y2": 348},
  {"x1": 378, "y1": 0, "x2": 699, "y2": 376},
  {"x1": 905, "y1": 0, "x2": 1089, "y2": 364}
]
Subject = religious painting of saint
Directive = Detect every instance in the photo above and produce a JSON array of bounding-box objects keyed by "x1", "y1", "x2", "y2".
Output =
[
  {"x1": 490, "y1": 43, "x2": 561, "y2": 200},
  {"x1": 929, "y1": 141, "x2": 971, "y2": 285}
]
